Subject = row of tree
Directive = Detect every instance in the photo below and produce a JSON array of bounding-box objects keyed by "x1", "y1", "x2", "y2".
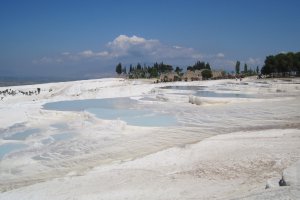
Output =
[
  {"x1": 116, "y1": 61, "x2": 214, "y2": 79},
  {"x1": 261, "y1": 52, "x2": 300, "y2": 76},
  {"x1": 116, "y1": 62, "x2": 182, "y2": 78},
  {"x1": 235, "y1": 61, "x2": 260, "y2": 76},
  {"x1": 116, "y1": 52, "x2": 300, "y2": 79},
  {"x1": 187, "y1": 61, "x2": 211, "y2": 71}
]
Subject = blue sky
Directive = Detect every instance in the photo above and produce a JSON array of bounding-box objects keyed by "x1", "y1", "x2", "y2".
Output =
[{"x1": 1, "y1": 0, "x2": 300, "y2": 78}]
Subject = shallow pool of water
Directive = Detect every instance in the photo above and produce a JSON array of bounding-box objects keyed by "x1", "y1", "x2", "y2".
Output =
[
  {"x1": 0, "y1": 143, "x2": 28, "y2": 159},
  {"x1": 43, "y1": 98, "x2": 135, "y2": 111},
  {"x1": 87, "y1": 107, "x2": 176, "y2": 127},
  {"x1": 160, "y1": 86, "x2": 207, "y2": 90},
  {"x1": 195, "y1": 90, "x2": 252, "y2": 98},
  {"x1": 160, "y1": 86, "x2": 252, "y2": 98},
  {"x1": 51, "y1": 132, "x2": 73, "y2": 141},
  {"x1": 51, "y1": 123, "x2": 69, "y2": 129},
  {"x1": 3, "y1": 129, "x2": 40, "y2": 141},
  {"x1": 44, "y1": 98, "x2": 177, "y2": 127}
]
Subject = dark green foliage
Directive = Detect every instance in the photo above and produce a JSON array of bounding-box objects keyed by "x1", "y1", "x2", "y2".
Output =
[
  {"x1": 201, "y1": 69, "x2": 212, "y2": 80},
  {"x1": 115, "y1": 62, "x2": 122, "y2": 75},
  {"x1": 127, "y1": 62, "x2": 173, "y2": 79},
  {"x1": 193, "y1": 61, "x2": 206, "y2": 70},
  {"x1": 256, "y1": 66, "x2": 260, "y2": 74},
  {"x1": 205, "y1": 63, "x2": 211, "y2": 70},
  {"x1": 235, "y1": 61, "x2": 240, "y2": 74},
  {"x1": 175, "y1": 66, "x2": 183, "y2": 74},
  {"x1": 137, "y1": 63, "x2": 142, "y2": 70},
  {"x1": 189, "y1": 61, "x2": 211, "y2": 71},
  {"x1": 118, "y1": 60, "x2": 217, "y2": 79},
  {"x1": 157, "y1": 62, "x2": 173, "y2": 73},
  {"x1": 149, "y1": 67, "x2": 158, "y2": 77},
  {"x1": 244, "y1": 63, "x2": 248, "y2": 73},
  {"x1": 187, "y1": 66, "x2": 193, "y2": 71},
  {"x1": 261, "y1": 52, "x2": 300, "y2": 76}
]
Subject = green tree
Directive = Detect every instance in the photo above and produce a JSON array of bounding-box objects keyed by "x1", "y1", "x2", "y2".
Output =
[
  {"x1": 116, "y1": 62, "x2": 122, "y2": 75},
  {"x1": 158, "y1": 62, "x2": 173, "y2": 73},
  {"x1": 137, "y1": 63, "x2": 142, "y2": 70},
  {"x1": 244, "y1": 63, "x2": 248, "y2": 73},
  {"x1": 261, "y1": 56, "x2": 274, "y2": 75},
  {"x1": 296, "y1": 52, "x2": 300, "y2": 72},
  {"x1": 193, "y1": 61, "x2": 206, "y2": 70},
  {"x1": 149, "y1": 67, "x2": 158, "y2": 77},
  {"x1": 122, "y1": 66, "x2": 127, "y2": 74},
  {"x1": 187, "y1": 66, "x2": 193, "y2": 71},
  {"x1": 256, "y1": 66, "x2": 260, "y2": 74},
  {"x1": 205, "y1": 63, "x2": 211, "y2": 70},
  {"x1": 201, "y1": 69, "x2": 212, "y2": 80},
  {"x1": 261, "y1": 52, "x2": 300, "y2": 76},
  {"x1": 175, "y1": 66, "x2": 183, "y2": 74},
  {"x1": 235, "y1": 61, "x2": 240, "y2": 74}
]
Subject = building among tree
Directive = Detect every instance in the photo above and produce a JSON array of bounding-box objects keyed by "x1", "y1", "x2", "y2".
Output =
[
  {"x1": 182, "y1": 70, "x2": 203, "y2": 81},
  {"x1": 160, "y1": 72, "x2": 180, "y2": 82},
  {"x1": 211, "y1": 70, "x2": 223, "y2": 79}
]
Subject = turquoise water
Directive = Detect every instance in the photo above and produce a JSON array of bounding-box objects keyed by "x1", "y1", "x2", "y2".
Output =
[
  {"x1": 160, "y1": 86, "x2": 252, "y2": 98},
  {"x1": 41, "y1": 138, "x2": 53, "y2": 145},
  {"x1": 161, "y1": 86, "x2": 207, "y2": 90},
  {"x1": 0, "y1": 143, "x2": 28, "y2": 159},
  {"x1": 86, "y1": 107, "x2": 176, "y2": 127},
  {"x1": 195, "y1": 90, "x2": 252, "y2": 98},
  {"x1": 43, "y1": 98, "x2": 177, "y2": 127},
  {"x1": 51, "y1": 132, "x2": 73, "y2": 141},
  {"x1": 43, "y1": 98, "x2": 134, "y2": 111},
  {"x1": 3, "y1": 129, "x2": 40, "y2": 140},
  {"x1": 51, "y1": 123, "x2": 69, "y2": 129}
]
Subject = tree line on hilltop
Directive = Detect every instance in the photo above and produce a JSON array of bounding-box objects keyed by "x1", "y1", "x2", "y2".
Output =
[
  {"x1": 115, "y1": 61, "x2": 213, "y2": 79},
  {"x1": 115, "y1": 51, "x2": 300, "y2": 79},
  {"x1": 187, "y1": 61, "x2": 211, "y2": 71},
  {"x1": 225, "y1": 52, "x2": 300, "y2": 77},
  {"x1": 235, "y1": 61, "x2": 260, "y2": 76},
  {"x1": 261, "y1": 52, "x2": 300, "y2": 76},
  {"x1": 116, "y1": 62, "x2": 182, "y2": 79}
]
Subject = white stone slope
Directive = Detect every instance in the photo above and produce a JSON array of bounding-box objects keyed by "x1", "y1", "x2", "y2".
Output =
[
  {"x1": 1, "y1": 129, "x2": 299, "y2": 200},
  {"x1": 0, "y1": 77, "x2": 299, "y2": 199}
]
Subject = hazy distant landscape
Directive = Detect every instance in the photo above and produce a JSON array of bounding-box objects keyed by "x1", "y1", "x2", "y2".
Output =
[{"x1": 0, "y1": 76, "x2": 73, "y2": 87}]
